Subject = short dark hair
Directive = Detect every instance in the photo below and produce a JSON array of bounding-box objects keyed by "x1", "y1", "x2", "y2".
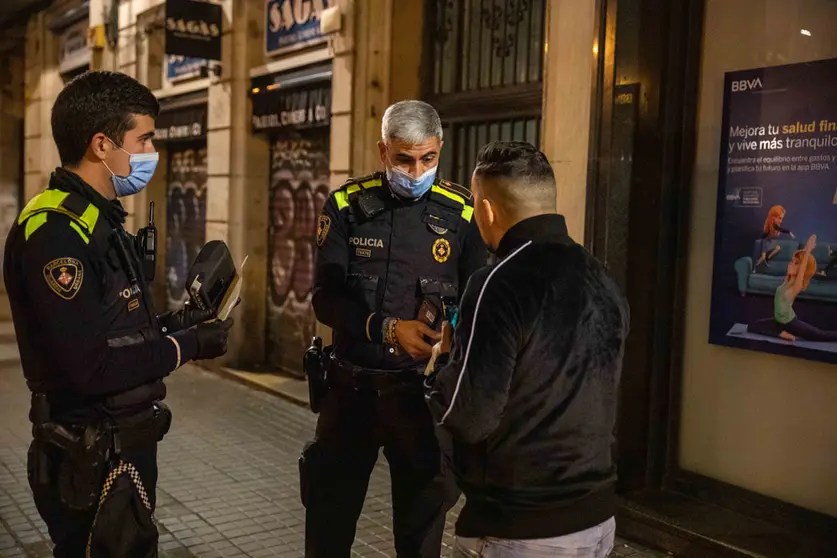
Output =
[
  {"x1": 473, "y1": 141, "x2": 557, "y2": 214},
  {"x1": 51, "y1": 71, "x2": 160, "y2": 166}
]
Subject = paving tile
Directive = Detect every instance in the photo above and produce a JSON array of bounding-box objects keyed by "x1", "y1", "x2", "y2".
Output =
[{"x1": 0, "y1": 362, "x2": 664, "y2": 557}]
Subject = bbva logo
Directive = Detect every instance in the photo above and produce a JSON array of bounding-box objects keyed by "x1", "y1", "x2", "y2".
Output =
[{"x1": 731, "y1": 78, "x2": 763, "y2": 92}]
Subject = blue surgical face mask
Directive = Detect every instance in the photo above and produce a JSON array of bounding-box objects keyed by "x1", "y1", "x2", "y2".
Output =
[
  {"x1": 386, "y1": 164, "x2": 437, "y2": 199},
  {"x1": 103, "y1": 139, "x2": 159, "y2": 197}
]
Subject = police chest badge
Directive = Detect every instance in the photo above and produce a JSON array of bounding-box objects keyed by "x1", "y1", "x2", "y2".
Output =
[
  {"x1": 316, "y1": 215, "x2": 331, "y2": 247},
  {"x1": 432, "y1": 238, "x2": 451, "y2": 263},
  {"x1": 43, "y1": 258, "x2": 83, "y2": 300}
]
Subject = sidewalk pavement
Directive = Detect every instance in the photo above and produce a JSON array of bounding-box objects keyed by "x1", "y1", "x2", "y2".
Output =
[{"x1": 0, "y1": 327, "x2": 668, "y2": 557}]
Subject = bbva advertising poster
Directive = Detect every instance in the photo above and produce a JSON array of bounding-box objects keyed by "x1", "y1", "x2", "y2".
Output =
[{"x1": 709, "y1": 57, "x2": 837, "y2": 364}]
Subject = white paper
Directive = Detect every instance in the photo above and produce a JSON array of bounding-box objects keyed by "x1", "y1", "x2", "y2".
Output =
[{"x1": 217, "y1": 255, "x2": 248, "y2": 321}]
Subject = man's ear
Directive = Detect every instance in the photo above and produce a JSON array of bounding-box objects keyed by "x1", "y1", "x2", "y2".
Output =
[
  {"x1": 90, "y1": 133, "x2": 110, "y2": 161},
  {"x1": 482, "y1": 198, "x2": 496, "y2": 227},
  {"x1": 377, "y1": 140, "x2": 387, "y2": 166}
]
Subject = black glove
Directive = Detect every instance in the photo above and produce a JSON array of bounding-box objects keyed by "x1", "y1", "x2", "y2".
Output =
[
  {"x1": 158, "y1": 302, "x2": 216, "y2": 334},
  {"x1": 193, "y1": 318, "x2": 234, "y2": 361}
]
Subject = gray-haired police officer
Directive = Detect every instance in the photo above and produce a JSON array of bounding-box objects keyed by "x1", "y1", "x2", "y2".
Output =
[{"x1": 302, "y1": 100, "x2": 487, "y2": 557}]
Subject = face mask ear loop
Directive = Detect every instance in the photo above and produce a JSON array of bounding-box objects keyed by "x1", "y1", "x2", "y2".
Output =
[{"x1": 101, "y1": 160, "x2": 116, "y2": 177}]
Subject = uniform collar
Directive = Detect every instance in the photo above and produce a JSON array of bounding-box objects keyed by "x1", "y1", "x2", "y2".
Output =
[
  {"x1": 50, "y1": 167, "x2": 128, "y2": 226},
  {"x1": 495, "y1": 214, "x2": 571, "y2": 260}
]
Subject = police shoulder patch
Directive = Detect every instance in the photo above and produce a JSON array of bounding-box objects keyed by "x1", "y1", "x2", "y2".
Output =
[
  {"x1": 317, "y1": 215, "x2": 331, "y2": 246},
  {"x1": 43, "y1": 257, "x2": 83, "y2": 300}
]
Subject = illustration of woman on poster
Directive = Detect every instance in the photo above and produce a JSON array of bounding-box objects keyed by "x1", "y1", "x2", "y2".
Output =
[
  {"x1": 751, "y1": 235, "x2": 837, "y2": 343},
  {"x1": 754, "y1": 205, "x2": 795, "y2": 270}
]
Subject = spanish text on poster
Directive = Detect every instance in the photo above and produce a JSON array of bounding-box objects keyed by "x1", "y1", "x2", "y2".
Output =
[{"x1": 710, "y1": 57, "x2": 837, "y2": 364}]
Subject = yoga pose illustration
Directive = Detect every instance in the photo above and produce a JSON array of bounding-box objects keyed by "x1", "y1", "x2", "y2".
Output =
[
  {"x1": 753, "y1": 235, "x2": 837, "y2": 343},
  {"x1": 754, "y1": 204, "x2": 795, "y2": 270}
]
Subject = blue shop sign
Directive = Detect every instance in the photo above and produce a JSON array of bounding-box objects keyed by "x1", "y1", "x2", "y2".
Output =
[
  {"x1": 167, "y1": 55, "x2": 207, "y2": 82},
  {"x1": 265, "y1": 0, "x2": 331, "y2": 56}
]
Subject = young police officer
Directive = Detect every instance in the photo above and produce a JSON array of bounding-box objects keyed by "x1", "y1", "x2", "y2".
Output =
[
  {"x1": 304, "y1": 101, "x2": 487, "y2": 557},
  {"x1": 4, "y1": 71, "x2": 233, "y2": 556}
]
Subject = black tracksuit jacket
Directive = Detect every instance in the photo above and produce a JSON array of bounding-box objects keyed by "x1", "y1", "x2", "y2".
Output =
[{"x1": 425, "y1": 214, "x2": 630, "y2": 539}]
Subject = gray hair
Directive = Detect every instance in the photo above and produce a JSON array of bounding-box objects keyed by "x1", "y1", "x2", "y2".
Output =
[{"x1": 381, "y1": 100, "x2": 443, "y2": 144}]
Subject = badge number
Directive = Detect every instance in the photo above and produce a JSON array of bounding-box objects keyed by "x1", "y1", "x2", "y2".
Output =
[
  {"x1": 43, "y1": 258, "x2": 84, "y2": 300},
  {"x1": 432, "y1": 238, "x2": 451, "y2": 263},
  {"x1": 317, "y1": 215, "x2": 331, "y2": 247}
]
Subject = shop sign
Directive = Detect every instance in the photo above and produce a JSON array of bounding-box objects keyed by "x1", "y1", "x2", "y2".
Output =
[
  {"x1": 58, "y1": 19, "x2": 91, "y2": 75},
  {"x1": 252, "y1": 85, "x2": 331, "y2": 133},
  {"x1": 154, "y1": 103, "x2": 208, "y2": 142},
  {"x1": 265, "y1": 0, "x2": 331, "y2": 57},
  {"x1": 165, "y1": 0, "x2": 222, "y2": 61},
  {"x1": 166, "y1": 55, "x2": 208, "y2": 82}
]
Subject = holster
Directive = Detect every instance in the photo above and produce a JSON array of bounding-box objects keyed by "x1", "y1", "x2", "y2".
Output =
[
  {"x1": 303, "y1": 337, "x2": 331, "y2": 414},
  {"x1": 29, "y1": 394, "x2": 173, "y2": 512},
  {"x1": 30, "y1": 421, "x2": 112, "y2": 511}
]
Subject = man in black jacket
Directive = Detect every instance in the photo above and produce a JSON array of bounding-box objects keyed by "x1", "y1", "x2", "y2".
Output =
[{"x1": 425, "y1": 141, "x2": 629, "y2": 558}]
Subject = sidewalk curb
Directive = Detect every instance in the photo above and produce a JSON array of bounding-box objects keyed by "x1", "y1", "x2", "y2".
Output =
[{"x1": 205, "y1": 363, "x2": 311, "y2": 409}]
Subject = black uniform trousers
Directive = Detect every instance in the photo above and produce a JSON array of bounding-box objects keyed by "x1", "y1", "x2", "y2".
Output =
[
  {"x1": 304, "y1": 380, "x2": 460, "y2": 558},
  {"x1": 26, "y1": 440, "x2": 158, "y2": 558}
]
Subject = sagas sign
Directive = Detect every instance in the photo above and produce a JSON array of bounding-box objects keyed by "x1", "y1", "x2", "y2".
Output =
[
  {"x1": 165, "y1": 0, "x2": 222, "y2": 61},
  {"x1": 265, "y1": 0, "x2": 331, "y2": 57}
]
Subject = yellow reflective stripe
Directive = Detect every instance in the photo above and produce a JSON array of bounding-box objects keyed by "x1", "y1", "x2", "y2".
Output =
[
  {"x1": 461, "y1": 205, "x2": 474, "y2": 222},
  {"x1": 334, "y1": 191, "x2": 349, "y2": 210},
  {"x1": 69, "y1": 221, "x2": 90, "y2": 244},
  {"x1": 24, "y1": 212, "x2": 48, "y2": 240},
  {"x1": 79, "y1": 203, "x2": 99, "y2": 232},
  {"x1": 430, "y1": 185, "x2": 472, "y2": 221},
  {"x1": 335, "y1": 178, "x2": 383, "y2": 210},
  {"x1": 18, "y1": 190, "x2": 69, "y2": 225},
  {"x1": 431, "y1": 185, "x2": 466, "y2": 206},
  {"x1": 18, "y1": 189, "x2": 99, "y2": 234}
]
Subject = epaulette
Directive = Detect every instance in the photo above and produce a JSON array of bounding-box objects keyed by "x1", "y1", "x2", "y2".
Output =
[
  {"x1": 340, "y1": 172, "x2": 383, "y2": 192},
  {"x1": 428, "y1": 179, "x2": 475, "y2": 223},
  {"x1": 334, "y1": 173, "x2": 384, "y2": 210},
  {"x1": 435, "y1": 178, "x2": 472, "y2": 202}
]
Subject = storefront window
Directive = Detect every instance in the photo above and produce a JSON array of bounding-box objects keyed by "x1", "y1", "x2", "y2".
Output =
[{"x1": 680, "y1": 0, "x2": 837, "y2": 517}]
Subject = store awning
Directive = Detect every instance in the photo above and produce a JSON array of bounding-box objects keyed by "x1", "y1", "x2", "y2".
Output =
[{"x1": 154, "y1": 90, "x2": 208, "y2": 143}]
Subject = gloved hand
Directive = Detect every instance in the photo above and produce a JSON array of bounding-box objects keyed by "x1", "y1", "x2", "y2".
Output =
[
  {"x1": 158, "y1": 302, "x2": 216, "y2": 334},
  {"x1": 193, "y1": 318, "x2": 234, "y2": 361}
]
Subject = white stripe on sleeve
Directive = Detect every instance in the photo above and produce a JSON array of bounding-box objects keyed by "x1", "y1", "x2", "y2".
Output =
[{"x1": 438, "y1": 241, "x2": 532, "y2": 425}]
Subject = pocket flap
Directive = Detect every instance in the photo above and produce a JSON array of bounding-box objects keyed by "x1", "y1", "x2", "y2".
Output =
[
  {"x1": 419, "y1": 277, "x2": 458, "y2": 298},
  {"x1": 422, "y1": 207, "x2": 460, "y2": 233},
  {"x1": 347, "y1": 273, "x2": 379, "y2": 291}
]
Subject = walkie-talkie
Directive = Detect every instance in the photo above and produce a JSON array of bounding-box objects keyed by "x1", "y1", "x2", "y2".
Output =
[{"x1": 136, "y1": 201, "x2": 157, "y2": 282}]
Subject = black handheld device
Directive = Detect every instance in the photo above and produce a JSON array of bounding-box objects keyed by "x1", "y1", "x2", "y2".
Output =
[
  {"x1": 135, "y1": 201, "x2": 157, "y2": 282},
  {"x1": 186, "y1": 240, "x2": 238, "y2": 314}
]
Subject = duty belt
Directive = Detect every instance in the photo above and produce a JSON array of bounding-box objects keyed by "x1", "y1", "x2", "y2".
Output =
[
  {"x1": 328, "y1": 355, "x2": 423, "y2": 392},
  {"x1": 33, "y1": 402, "x2": 172, "y2": 454}
]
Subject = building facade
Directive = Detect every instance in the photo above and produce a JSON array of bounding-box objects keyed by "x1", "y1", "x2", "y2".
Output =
[{"x1": 3, "y1": 0, "x2": 832, "y2": 555}]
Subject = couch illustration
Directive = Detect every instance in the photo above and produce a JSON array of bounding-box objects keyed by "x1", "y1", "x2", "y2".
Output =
[{"x1": 734, "y1": 239, "x2": 837, "y2": 302}]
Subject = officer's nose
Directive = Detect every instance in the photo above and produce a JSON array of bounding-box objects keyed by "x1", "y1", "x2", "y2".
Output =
[{"x1": 414, "y1": 163, "x2": 430, "y2": 178}]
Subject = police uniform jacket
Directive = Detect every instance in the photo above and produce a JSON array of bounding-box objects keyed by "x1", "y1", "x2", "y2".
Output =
[
  {"x1": 313, "y1": 172, "x2": 487, "y2": 371},
  {"x1": 3, "y1": 168, "x2": 200, "y2": 425}
]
